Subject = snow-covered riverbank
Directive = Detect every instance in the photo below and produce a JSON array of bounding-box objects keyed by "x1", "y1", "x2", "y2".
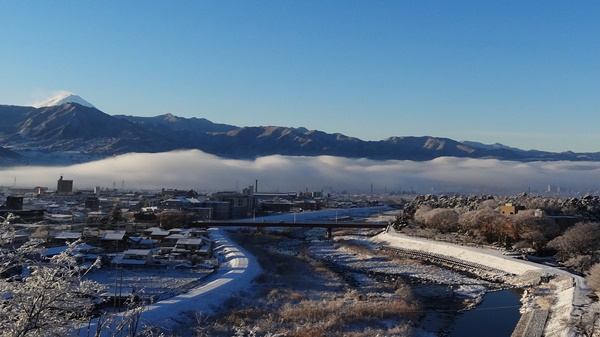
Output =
[
  {"x1": 373, "y1": 231, "x2": 598, "y2": 337},
  {"x1": 372, "y1": 231, "x2": 544, "y2": 276}
]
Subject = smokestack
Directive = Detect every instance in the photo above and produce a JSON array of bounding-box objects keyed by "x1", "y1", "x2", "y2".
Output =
[{"x1": 255, "y1": 179, "x2": 258, "y2": 193}]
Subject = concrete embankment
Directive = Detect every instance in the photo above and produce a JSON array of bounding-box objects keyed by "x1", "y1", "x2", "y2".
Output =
[
  {"x1": 511, "y1": 309, "x2": 548, "y2": 337},
  {"x1": 372, "y1": 232, "x2": 543, "y2": 275}
]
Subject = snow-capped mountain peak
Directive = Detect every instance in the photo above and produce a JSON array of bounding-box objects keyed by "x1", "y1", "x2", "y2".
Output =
[{"x1": 36, "y1": 92, "x2": 95, "y2": 108}]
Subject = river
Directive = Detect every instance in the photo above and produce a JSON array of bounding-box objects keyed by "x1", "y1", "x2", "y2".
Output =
[{"x1": 449, "y1": 288, "x2": 523, "y2": 337}]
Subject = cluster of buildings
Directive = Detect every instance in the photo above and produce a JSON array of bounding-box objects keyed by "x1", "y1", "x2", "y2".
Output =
[{"x1": 1, "y1": 177, "x2": 390, "y2": 273}]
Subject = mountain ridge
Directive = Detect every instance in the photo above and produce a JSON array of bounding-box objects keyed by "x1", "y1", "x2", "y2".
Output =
[{"x1": 0, "y1": 101, "x2": 598, "y2": 166}]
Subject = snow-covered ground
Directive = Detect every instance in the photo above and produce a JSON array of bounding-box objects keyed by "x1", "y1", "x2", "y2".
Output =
[
  {"x1": 372, "y1": 232, "x2": 545, "y2": 278},
  {"x1": 74, "y1": 229, "x2": 262, "y2": 336},
  {"x1": 86, "y1": 268, "x2": 213, "y2": 303},
  {"x1": 75, "y1": 207, "x2": 598, "y2": 336}
]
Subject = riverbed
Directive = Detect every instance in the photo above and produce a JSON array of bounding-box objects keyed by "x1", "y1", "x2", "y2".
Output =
[{"x1": 211, "y1": 207, "x2": 527, "y2": 336}]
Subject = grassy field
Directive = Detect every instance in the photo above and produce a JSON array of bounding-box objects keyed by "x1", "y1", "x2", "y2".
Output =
[{"x1": 191, "y1": 229, "x2": 429, "y2": 337}]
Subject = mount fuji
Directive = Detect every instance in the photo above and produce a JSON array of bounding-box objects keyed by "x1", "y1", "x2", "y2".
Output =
[{"x1": 36, "y1": 92, "x2": 95, "y2": 108}]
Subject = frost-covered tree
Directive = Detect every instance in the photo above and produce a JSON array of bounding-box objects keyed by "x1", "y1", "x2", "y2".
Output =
[
  {"x1": 587, "y1": 263, "x2": 600, "y2": 292},
  {"x1": 510, "y1": 214, "x2": 559, "y2": 251},
  {"x1": 109, "y1": 204, "x2": 124, "y2": 225},
  {"x1": 158, "y1": 210, "x2": 193, "y2": 229},
  {"x1": 414, "y1": 208, "x2": 459, "y2": 233},
  {"x1": 0, "y1": 229, "x2": 105, "y2": 337},
  {"x1": 548, "y1": 222, "x2": 600, "y2": 272},
  {"x1": 548, "y1": 222, "x2": 600, "y2": 261},
  {"x1": 413, "y1": 205, "x2": 432, "y2": 224},
  {"x1": 458, "y1": 208, "x2": 506, "y2": 242},
  {"x1": 477, "y1": 199, "x2": 499, "y2": 210},
  {"x1": 1, "y1": 217, "x2": 41, "y2": 278}
]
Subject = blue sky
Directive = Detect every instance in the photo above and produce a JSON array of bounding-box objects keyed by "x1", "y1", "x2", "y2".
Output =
[{"x1": 1, "y1": 1, "x2": 599, "y2": 152}]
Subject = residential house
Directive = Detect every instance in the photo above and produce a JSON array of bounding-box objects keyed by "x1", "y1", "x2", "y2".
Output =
[
  {"x1": 112, "y1": 249, "x2": 154, "y2": 267},
  {"x1": 501, "y1": 203, "x2": 525, "y2": 215},
  {"x1": 161, "y1": 233, "x2": 187, "y2": 248},
  {"x1": 161, "y1": 196, "x2": 191, "y2": 209},
  {"x1": 48, "y1": 231, "x2": 82, "y2": 247},
  {"x1": 128, "y1": 236, "x2": 160, "y2": 249},
  {"x1": 100, "y1": 230, "x2": 127, "y2": 251},
  {"x1": 172, "y1": 237, "x2": 204, "y2": 256},
  {"x1": 143, "y1": 227, "x2": 182, "y2": 242},
  {"x1": 43, "y1": 243, "x2": 101, "y2": 263},
  {"x1": 185, "y1": 227, "x2": 211, "y2": 239}
]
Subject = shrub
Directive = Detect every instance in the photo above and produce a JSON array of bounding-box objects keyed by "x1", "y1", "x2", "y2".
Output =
[{"x1": 587, "y1": 263, "x2": 600, "y2": 292}]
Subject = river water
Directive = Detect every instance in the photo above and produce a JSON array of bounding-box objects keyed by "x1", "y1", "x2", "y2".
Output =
[{"x1": 449, "y1": 288, "x2": 523, "y2": 337}]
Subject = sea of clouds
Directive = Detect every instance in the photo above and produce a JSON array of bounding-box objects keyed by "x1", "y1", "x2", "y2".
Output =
[{"x1": 1, "y1": 150, "x2": 600, "y2": 195}]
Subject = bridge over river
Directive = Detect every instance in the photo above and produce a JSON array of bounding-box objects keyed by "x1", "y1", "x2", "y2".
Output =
[{"x1": 201, "y1": 220, "x2": 390, "y2": 238}]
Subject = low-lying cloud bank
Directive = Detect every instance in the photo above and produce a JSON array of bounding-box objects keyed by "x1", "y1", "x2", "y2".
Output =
[{"x1": 2, "y1": 150, "x2": 600, "y2": 195}]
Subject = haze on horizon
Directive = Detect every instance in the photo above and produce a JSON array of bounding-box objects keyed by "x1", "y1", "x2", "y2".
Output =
[
  {"x1": 1, "y1": 2, "x2": 599, "y2": 153},
  {"x1": 1, "y1": 151, "x2": 600, "y2": 196}
]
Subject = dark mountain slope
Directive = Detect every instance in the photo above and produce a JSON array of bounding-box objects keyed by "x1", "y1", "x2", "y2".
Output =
[
  {"x1": 0, "y1": 103, "x2": 178, "y2": 155},
  {"x1": 115, "y1": 113, "x2": 236, "y2": 142}
]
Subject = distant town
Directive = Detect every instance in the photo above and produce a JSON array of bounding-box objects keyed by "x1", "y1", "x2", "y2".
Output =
[
  {"x1": 1, "y1": 175, "x2": 403, "y2": 224},
  {"x1": 0, "y1": 175, "x2": 401, "y2": 276}
]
